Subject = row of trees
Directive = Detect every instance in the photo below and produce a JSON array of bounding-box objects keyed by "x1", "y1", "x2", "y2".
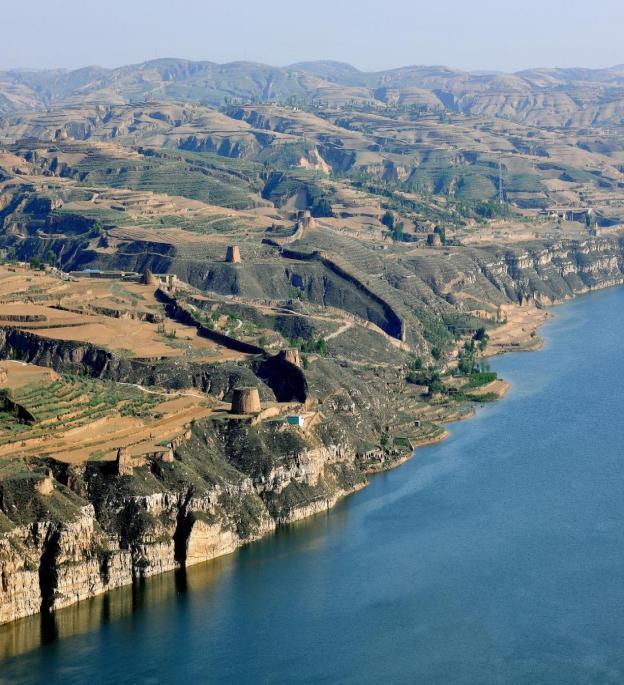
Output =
[
  {"x1": 457, "y1": 328, "x2": 489, "y2": 374},
  {"x1": 381, "y1": 210, "x2": 405, "y2": 241},
  {"x1": 406, "y1": 326, "x2": 492, "y2": 393}
]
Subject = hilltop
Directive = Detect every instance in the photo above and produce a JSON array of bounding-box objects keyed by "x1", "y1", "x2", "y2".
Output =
[{"x1": 2, "y1": 58, "x2": 624, "y2": 127}]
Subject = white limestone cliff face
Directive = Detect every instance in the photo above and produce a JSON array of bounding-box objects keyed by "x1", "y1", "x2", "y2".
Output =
[
  {"x1": 0, "y1": 524, "x2": 42, "y2": 625},
  {"x1": 3, "y1": 237, "x2": 624, "y2": 626},
  {"x1": 0, "y1": 438, "x2": 366, "y2": 625}
]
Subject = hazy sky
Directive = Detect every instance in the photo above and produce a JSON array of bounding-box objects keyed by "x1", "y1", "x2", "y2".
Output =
[{"x1": 2, "y1": 0, "x2": 623, "y2": 72}]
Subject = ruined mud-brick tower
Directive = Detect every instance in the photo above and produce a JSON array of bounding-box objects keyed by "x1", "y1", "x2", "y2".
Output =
[
  {"x1": 166, "y1": 273, "x2": 178, "y2": 294},
  {"x1": 296, "y1": 210, "x2": 315, "y2": 230},
  {"x1": 0, "y1": 366, "x2": 7, "y2": 385},
  {"x1": 226, "y1": 245, "x2": 241, "y2": 263},
  {"x1": 231, "y1": 387, "x2": 261, "y2": 414},
  {"x1": 427, "y1": 233, "x2": 442, "y2": 247},
  {"x1": 141, "y1": 268, "x2": 157, "y2": 286},
  {"x1": 283, "y1": 348, "x2": 301, "y2": 367},
  {"x1": 35, "y1": 469, "x2": 55, "y2": 496},
  {"x1": 115, "y1": 447, "x2": 133, "y2": 476}
]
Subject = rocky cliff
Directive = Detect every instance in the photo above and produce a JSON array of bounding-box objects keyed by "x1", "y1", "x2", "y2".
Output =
[
  {"x1": 3, "y1": 234, "x2": 624, "y2": 626},
  {"x1": 0, "y1": 327, "x2": 304, "y2": 403},
  {"x1": 0, "y1": 412, "x2": 375, "y2": 625}
]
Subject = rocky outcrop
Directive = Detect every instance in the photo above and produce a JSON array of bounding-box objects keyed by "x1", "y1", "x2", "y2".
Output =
[
  {"x1": 0, "y1": 414, "x2": 372, "y2": 625},
  {"x1": 0, "y1": 327, "x2": 271, "y2": 399},
  {"x1": 473, "y1": 238, "x2": 624, "y2": 305},
  {"x1": 3, "y1": 235, "x2": 624, "y2": 626},
  {"x1": 280, "y1": 247, "x2": 407, "y2": 341},
  {"x1": 155, "y1": 288, "x2": 265, "y2": 355}
]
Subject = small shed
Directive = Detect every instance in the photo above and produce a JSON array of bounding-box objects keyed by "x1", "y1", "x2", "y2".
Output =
[{"x1": 287, "y1": 415, "x2": 305, "y2": 427}]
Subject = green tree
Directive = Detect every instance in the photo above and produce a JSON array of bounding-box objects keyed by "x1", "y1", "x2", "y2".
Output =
[
  {"x1": 406, "y1": 371, "x2": 420, "y2": 384},
  {"x1": 381, "y1": 210, "x2": 395, "y2": 229},
  {"x1": 457, "y1": 341, "x2": 476, "y2": 375},
  {"x1": 473, "y1": 327, "x2": 489, "y2": 352},
  {"x1": 429, "y1": 378, "x2": 445, "y2": 394},
  {"x1": 409, "y1": 356, "x2": 424, "y2": 371},
  {"x1": 311, "y1": 197, "x2": 333, "y2": 218},
  {"x1": 392, "y1": 221, "x2": 404, "y2": 242},
  {"x1": 316, "y1": 338, "x2": 328, "y2": 356}
]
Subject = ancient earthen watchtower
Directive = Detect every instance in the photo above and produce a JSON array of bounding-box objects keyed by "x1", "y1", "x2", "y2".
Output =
[
  {"x1": 226, "y1": 245, "x2": 241, "y2": 264},
  {"x1": 427, "y1": 233, "x2": 442, "y2": 247},
  {"x1": 166, "y1": 273, "x2": 178, "y2": 294},
  {"x1": 141, "y1": 268, "x2": 157, "y2": 286},
  {"x1": 296, "y1": 210, "x2": 315, "y2": 230},
  {"x1": 283, "y1": 348, "x2": 301, "y2": 367},
  {"x1": 115, "y1": 447, "x2": 134, "y2": 477},
  {"x1": 35, "y1": 469, "x2": 55, "y2": 496},
  {"x1": 231, "y1": 387, "x2": 261, "y2": 414}
]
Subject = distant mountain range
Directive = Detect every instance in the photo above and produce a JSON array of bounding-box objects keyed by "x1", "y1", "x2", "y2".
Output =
[{"x1": 2, "y1": 59, "x2": 624, "y2": 127}]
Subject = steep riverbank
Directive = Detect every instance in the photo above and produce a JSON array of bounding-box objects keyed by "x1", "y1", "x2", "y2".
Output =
[
  {"x1": 0, "y1": 368, "x2": 501, "y2": 627},
  {"x1": 5, "y1": 285, "x2": 624, "y2": 683},
  {"x1": 2, "y1": 234, "x2": 624, "y2": 626}
]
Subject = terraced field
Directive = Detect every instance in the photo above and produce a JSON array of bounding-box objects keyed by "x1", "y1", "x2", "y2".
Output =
[
  {"x1": 0, "y1": 361, "x2": 216, "y2": 463},
  {"x1": 46, "y1": 145, "x2": 267, "y2": 210},
  {"x1": 0, "y1": 372, "x2": 155, "y2": 444}
]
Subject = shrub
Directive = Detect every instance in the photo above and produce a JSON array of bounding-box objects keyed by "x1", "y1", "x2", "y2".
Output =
[
  {"x1": 310, "y1": 197, "x2": 333, "y2": 218},
  {"x1": 468, "y1": 371, "x2": 498, "y2": 388},
  {"x1": 392, "y1": 221, "x2": 404, "y2": 242},
  {"x1": 381, "y1": 210, "x2": 395, "y2": 229}
]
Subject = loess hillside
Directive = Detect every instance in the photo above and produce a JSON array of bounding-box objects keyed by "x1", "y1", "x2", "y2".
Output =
[{"x1": 2, "y1": 59, "x2": 624, "y2": 626}]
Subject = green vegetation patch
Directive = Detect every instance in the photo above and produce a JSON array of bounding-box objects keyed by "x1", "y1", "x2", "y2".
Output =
[{"x1": 468, "y1": 371, "x2": 498, "y2": 388}]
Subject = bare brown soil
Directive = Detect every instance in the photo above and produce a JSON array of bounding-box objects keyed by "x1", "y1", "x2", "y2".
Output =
[
  {"x1": 486, "y1": 304, "x2": 550, "y2": 355},
  {"x1": 0, "y1": 265, "x2": 247, "y2": 361}
]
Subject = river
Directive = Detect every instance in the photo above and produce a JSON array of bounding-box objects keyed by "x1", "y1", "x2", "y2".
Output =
[{"x1": 2, "y1": 287, "x2": 624, "y2": 684}]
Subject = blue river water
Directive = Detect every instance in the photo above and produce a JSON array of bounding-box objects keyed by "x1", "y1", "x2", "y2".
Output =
[{"x1": 2, "y1": 287, "x2": 624, "y2": 684}]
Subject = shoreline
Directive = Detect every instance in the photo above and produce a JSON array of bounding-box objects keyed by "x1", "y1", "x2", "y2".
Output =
[
  {"x1": 369, "y1": 302, "x2": 551, "y2": 473},
  {"x1": 0, "y1": 291, "x2": 591, "y2": 632}
]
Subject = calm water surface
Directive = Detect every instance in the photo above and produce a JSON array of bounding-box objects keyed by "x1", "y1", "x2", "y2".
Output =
[{"x1": 2, "y1": 288, "x2": 624, "y2": 684}]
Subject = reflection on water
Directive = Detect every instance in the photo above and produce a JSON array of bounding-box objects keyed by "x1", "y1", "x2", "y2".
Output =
[
  {"x1": 4, "y1": 288, "x2": 624, "y2": 684},
  {"x1": 0, "y1": 554, "x2": 236, "y2": 661},
  {"x1": 0, "y1": 498, "x2": 353, "y2": 664}
]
